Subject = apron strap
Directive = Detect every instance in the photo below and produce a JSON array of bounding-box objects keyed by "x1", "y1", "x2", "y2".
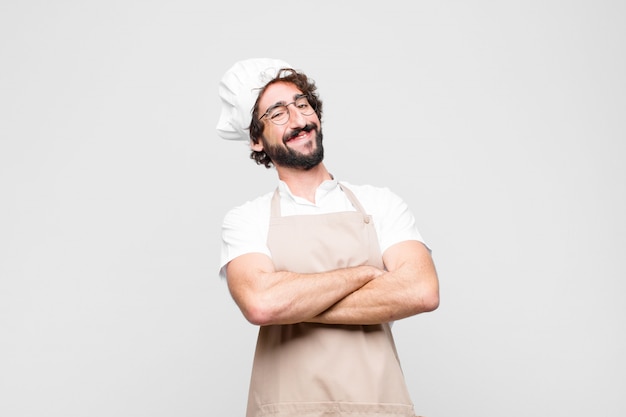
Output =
[
  {"x1": 270, "y1": 188, "x2": 281, "y2": 217},
  {"x1": 338, "y1": 183, "x2": 368, "y2": 215}
]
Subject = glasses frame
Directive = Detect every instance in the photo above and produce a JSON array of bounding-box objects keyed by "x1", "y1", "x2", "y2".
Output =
[{"x1": 259, "y1": 94, "x2": 315, "y2": 125}]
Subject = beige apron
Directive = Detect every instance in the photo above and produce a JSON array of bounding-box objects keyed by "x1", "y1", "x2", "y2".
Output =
[{"x1": 246, "y1": 184, "x2": 415, "y2": 417}]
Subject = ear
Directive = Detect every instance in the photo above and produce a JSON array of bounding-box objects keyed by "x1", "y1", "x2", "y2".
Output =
[{"x1": 250, "y1": 139, "x2": 264, "y2": 152}]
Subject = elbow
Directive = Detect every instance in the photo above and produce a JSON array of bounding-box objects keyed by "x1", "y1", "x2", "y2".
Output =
[
  {"x1": 241, "y1": 303, "x2": 274, "y2": 326},
  {"x1": 240, "y1": 296, "x2": 285, "y2": 326},
  {"x1": 418, "y1": 270, "x2": 440, "y2": 313},
  {"x1": 412, "y1": 281, "x2": 439, "y2": 314},
  {"x1": 420, "y1": 289, "x2": 440, "y2": 313},
  {"x1": 229, "y1": 282, "x2": 283, "y2": 326}
]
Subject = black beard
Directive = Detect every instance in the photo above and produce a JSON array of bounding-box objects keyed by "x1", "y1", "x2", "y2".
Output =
[{"x1": 262, "y1": 126, "x2": 324, "y2": 170}]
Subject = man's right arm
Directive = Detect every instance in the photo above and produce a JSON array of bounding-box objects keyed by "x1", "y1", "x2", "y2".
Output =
[{"x1": 225, "y1": 252, "x2": 383, "y2": 326}]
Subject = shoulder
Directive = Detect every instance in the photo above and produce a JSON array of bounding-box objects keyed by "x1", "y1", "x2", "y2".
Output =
[
  {"x1": 340, "y1": 181, "x2": 405, "y2": 211},
  {"x1": 340, "y1": 181, "x2": 425, "y2": 251},
  {"x1": 340, "y1": 181, "x2": 398, "y2": 196},
  {"x1": 222, "y1": 190, "x2": 274, "y2": 226}
]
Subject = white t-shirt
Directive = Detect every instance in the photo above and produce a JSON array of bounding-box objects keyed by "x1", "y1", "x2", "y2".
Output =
[{"x1": 219, "y1": 178, "x2": 426, "y2": 279}]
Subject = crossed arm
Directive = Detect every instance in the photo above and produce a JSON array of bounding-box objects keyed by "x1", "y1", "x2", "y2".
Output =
[{"x1": 225, "y1": 240, "x2": 439, "y2": 326}]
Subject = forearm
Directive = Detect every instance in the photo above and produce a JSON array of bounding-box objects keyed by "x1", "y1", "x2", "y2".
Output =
[
  {"x1": 310, "y1": 241, "x2": 440, "y2": 325},
  {"x1": 252, "y1": 267, "x2": 379, "y2": 325},
  {"x1": 226, "y1": 253, "x2": 383, "y2": 326},
  {"x1": 309, "y1": 270, "x2": 437, "y2": 325}
]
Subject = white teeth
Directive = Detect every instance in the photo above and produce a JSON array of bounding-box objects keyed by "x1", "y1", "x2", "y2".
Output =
[{"x1": 288, "y1": 132, "x2": 306, "y2": 142}]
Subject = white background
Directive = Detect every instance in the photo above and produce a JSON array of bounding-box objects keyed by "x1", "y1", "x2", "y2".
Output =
[{"x1": 1, "y1": 1, "x2": 624, "y2": 416}]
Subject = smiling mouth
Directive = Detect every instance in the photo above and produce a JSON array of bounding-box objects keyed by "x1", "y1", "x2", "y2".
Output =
[
  {"x1": 286, "y1": 131, "x2": 308, "y2": 143},
  {"x1": 285, "y1": 124, "x2": 315, "y2": 144}
]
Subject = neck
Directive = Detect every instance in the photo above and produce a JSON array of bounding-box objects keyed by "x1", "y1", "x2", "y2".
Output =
[{"x1": 276, "y1": 163, "x2": 332, "y2": 203}]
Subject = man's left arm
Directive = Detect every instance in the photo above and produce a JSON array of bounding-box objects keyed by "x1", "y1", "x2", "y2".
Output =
[{"x1": 309, "y1": 239, "x2": 439, "y2": 325}]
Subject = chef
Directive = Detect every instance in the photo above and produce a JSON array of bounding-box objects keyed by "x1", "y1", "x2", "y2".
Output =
[{"x1": 217, "y1": 58, "x2": 440, "y2": 417}]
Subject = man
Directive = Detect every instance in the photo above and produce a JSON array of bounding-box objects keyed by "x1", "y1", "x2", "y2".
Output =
[{"x1": 217, "y1": 58, "x2": 439, "y2": 417}]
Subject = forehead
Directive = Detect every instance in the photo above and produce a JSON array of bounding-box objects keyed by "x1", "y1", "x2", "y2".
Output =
[{"x1": 259, "y1": 82, "x2": 303, "y2": 111}]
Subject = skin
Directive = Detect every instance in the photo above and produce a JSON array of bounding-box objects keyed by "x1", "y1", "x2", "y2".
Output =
[{"x1": 226, "y1": 81, "x2": 440, "y2": 326}]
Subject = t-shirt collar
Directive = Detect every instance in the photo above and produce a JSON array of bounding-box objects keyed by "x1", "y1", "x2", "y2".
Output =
[{"x1": 277, "y1": 175, "x2": 338, "y2": 206}]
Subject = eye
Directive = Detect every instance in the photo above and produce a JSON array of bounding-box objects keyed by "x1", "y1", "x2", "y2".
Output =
[
  {"x1": 295, "y1": 98, "x2": 310, "y2": 110},
  {"x1": 269, "y1": 106, "x2": 287, "y2": 120}
]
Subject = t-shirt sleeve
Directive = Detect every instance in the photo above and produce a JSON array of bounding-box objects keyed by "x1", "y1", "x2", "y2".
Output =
[
  {"x1": 219, "y1": 203, "x2": 271, "y2": 280},
  {"x1": 372, "y1": 186, "x2": 428, "y2": 254}
]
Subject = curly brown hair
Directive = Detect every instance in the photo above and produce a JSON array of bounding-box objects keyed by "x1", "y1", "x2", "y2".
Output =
[{"x1": 248, "y1": 68, "x2": 324, "y2": 168}]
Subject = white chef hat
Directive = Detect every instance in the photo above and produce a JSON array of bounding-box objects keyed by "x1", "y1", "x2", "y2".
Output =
[{"x1": 216, "y1": 57, "x2": 291, "y2": 142}]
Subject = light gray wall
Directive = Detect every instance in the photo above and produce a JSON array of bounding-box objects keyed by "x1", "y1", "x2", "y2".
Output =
[{"x1": 1, "y1": 1, "x2": 624, "y2": 416}]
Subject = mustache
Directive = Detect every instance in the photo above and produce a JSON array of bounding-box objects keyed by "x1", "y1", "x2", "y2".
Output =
[{"x1": 283, "y1": 123, "x2": 317, "y2": 144}]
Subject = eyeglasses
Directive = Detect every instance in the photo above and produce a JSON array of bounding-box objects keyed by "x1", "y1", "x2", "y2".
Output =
[{"x1": 259, "y1": 95, "x2": 315, "y2": 125}]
